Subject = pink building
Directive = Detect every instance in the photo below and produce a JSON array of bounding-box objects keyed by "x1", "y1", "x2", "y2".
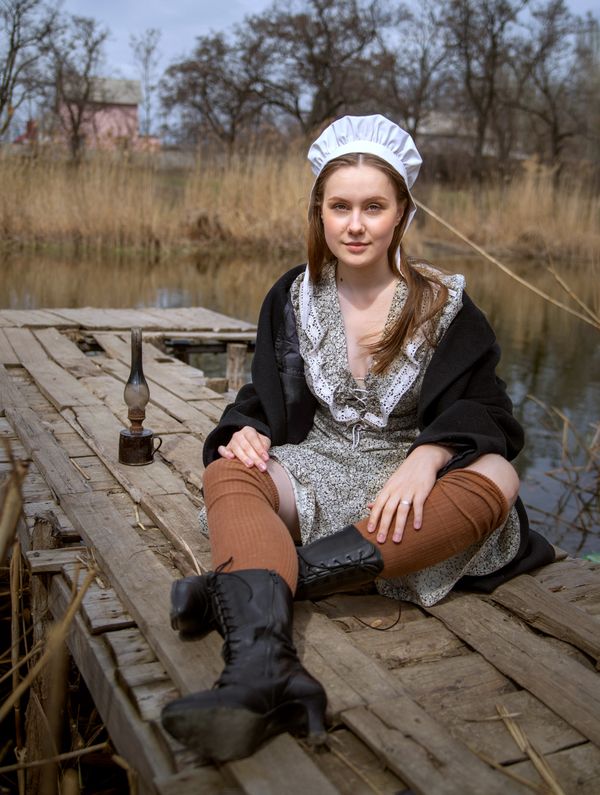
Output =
[{"x1": 59, "y1": 78, "x2": 150, "y2": 151}]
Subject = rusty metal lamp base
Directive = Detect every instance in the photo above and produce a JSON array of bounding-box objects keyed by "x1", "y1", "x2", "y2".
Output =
[{"x1": 118, "y1": 428, "x2": 162, "y2": 466}]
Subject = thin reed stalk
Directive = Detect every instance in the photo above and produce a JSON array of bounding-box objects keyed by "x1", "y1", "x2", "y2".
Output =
[
  {"x1": 10, "y1": 539, "x2": 25, "y2": 795},
  {"x1": 0, "y1": 569, "x2": 96, "y2": 725},
  {"x1": 416, "y1": 199, "x2": 600, "y2": 331},
  {"x1": 496, "y1": 704, "x2": 566, "y2": 795}
]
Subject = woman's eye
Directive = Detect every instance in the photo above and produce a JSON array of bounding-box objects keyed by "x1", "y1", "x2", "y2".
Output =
[{"x1": 367, "y1": 203, "x2": 382, "y2": 212}]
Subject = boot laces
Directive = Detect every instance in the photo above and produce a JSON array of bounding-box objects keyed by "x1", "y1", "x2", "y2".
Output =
[{"x1": 210, "y1": 572, "x2": 255, "y2": 680}]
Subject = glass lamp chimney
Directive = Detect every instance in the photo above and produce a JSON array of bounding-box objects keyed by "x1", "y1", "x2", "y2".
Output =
[{"x1": 124, "y1": 327, "x2": 149, "y2": 433}]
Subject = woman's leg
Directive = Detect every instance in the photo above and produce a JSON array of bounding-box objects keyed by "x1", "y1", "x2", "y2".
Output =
[
  {"x1": 203, "y1": 457, "x2": 300, "y2": 591},
  {"x1": 295, "y1": 454, "x2": 519, "y2": 599},
  {"x1": 354, "y1": 454, "x2": 518, "y2": 577},
  {"x1": 163, "y1": 456, "x2": 327, "y2": 762}
]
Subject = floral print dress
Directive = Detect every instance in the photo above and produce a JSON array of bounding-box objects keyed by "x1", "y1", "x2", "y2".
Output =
[{"x1": 268, "y1": 263, "x2": 521, "y2": 607}]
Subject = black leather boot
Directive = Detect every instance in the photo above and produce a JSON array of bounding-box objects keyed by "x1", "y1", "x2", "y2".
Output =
[
  {"x1": 295, "y1": 524, "x2": 384, "y2": 601},
  {"x1": 161, "y1": 569, "x2": 327, "y2": 763},
  {"x1": 169, "y1": 525, "x2": 384, "y2": 637},
  {"x1": 170, "y1": 576, "x2": 216, "y2": 637}
]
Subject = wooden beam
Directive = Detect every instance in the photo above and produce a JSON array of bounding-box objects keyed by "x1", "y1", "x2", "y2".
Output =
[
  {"x1": 49, "y1": 574, "x2": 175, "y2": 789},
  {"x1": 490, "y1": 574, "x2": 600, "y2": 661},
  {"x1": 427, "y1": 593, "x2": 600, "y2": 747},
  {"x1": 343, "y1": 699, "x2": 509, "y2": 795}
]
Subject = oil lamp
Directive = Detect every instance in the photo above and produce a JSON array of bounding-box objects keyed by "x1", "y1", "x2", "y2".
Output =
[{"x1": 118, "y1": 327, "x2": 162, "y2": 465}]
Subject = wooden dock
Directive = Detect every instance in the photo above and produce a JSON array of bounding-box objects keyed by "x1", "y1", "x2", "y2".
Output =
[{"x1": 1, "y1": 305, "x2": 600, "y2": 795}]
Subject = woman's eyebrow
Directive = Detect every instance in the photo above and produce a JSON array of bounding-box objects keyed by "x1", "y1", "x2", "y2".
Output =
[{"x1": 325, "y1": 194, "x2": 390, "y2": 202}]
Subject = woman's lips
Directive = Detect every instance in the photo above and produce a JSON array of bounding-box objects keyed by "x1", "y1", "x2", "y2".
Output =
[{"x1": 344, "y1": 242, "x2": 369, "y2": 250}]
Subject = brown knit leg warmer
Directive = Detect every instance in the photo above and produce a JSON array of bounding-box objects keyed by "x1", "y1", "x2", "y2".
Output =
[
  {"x1": 355, "y1": 469, "x2": 510, "y2": 577},
  {"x1": 203, "y1": 457, "x2": 299, "y2": 592}
]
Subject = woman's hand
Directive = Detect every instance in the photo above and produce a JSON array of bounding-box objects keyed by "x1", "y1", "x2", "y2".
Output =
[
  {"x1": 217, "y1": 426, "x2": 271, "y2": 471},
  {"x1": 367, "y1": 444, "x2": 454, "y2": 544}
]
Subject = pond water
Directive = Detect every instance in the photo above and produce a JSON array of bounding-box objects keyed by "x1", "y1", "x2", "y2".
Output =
[{"x1": 1, "y1": 248, "x2": 598, "y2": 556}]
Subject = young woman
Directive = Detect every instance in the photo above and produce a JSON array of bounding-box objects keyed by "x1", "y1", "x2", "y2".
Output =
[{"x1": 161, "y1": 114, "x2": 554, "y2": 763}]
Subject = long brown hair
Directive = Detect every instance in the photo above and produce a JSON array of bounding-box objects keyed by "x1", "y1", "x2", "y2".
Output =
[{"x1": 307, "y1": 152, "x2": 449, "y2": 375}]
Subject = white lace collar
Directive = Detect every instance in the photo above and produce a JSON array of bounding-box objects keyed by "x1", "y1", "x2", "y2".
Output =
[{"x1": 296, "y1": 262, "x2": 465, "y2": 433}]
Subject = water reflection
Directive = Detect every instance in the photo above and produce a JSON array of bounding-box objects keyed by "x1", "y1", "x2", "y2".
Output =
[{"x1": 1, "y1": 248, "x2": 598, "y2": 554}]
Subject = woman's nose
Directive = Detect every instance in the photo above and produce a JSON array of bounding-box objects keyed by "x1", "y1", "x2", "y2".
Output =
[{"x1": 347, "y1": 210, "x2": 364, "y2": 234}]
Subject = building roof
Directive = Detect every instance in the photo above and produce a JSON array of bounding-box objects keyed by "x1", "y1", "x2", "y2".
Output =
[{"x1": 65, "y1": 78, "x2": 142, "y2": 106}]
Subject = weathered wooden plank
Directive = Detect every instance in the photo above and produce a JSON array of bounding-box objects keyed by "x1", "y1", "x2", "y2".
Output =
[
  {"x1": 531, "y1": 558, "x2": 600, "y2": 595},
  {"x1": 3, "y1": 327, "x2": 49, "y2": 363},
  {"x1": 311, "y1": 728, "x2": 407, "y2": 795},
  {"x1": 154, "y1": 768, "x2": 242, "y2": 795},
  {"x1": 5, "y1": 406, "x2": 91, "y2": 497},
  {"x1": 22, "y1": 500, "x2": 78, "y2": 542},
  {"x1": 118, "y1": 660, "x2": 170, "y2": 689},
  {"x1": 130, "y1": 680, "x2": 180, "y2": 722},
  {"x1": 104, "y1": 628, "x2": 158, "y2": 668},
  {"x1": 438, "y1": 688, "x2": 585, "y2": 766},
  {"x1": 188, "y1": 399, "x2": 224, "y2": 424},
  {"x1": 63, "y1": 563, "x2": 137, "y2": 634},
  {"x1": 0, "y1": 309, "x2": 78, "y2": 328},
  {"x1": 59, "y1": 490, "x2": 223, "y2": 693},
  {"x1": 49, "y1": 574, "x2": 175, "y2": 786},
  {"x1": 49, "y1": 307, "x2": 167, "y2": 330},
  {"x1": 64, "y1": 404, "x2": 188, "y2": 499},
  {"x1": 508, "y1": 742, "x2": 600, "y2": 795},
  {"x1": 33, "y1": 327, "x2": 99, "y2": 377},
  {"x1": 0, "y1": 363, "x2": 25, "y2": 409},
  {"x1": 0, "y1": 329, "x2": 19, "y2": 365},
  {"x1": 24, "y1": 359, "x2": 99, "y2": 410},
  {"x1": 158, "y1": 435, "x2": 205, "y2": 490},
  {"x1": 427, "y1": 594, "x2": 600, "y2": 747},
  {"x1": 294, "y1": 604, "x2": 409, "y2": 716},
  {"x1": 491, "y1": 574, "x2": 600, "y2": 661},
  {"x1": 343, "y1": 699, "x2": 512, "y2": 795},
  {"x1": 25, "y1": 546, "x2": 87, "y2": 573},
  {"x1": 352, "y1": 613, "x2": 466, "y2": 667},
  {"x1": 141, "y1": 492, "x2": 210, "y2": 571},
  {"x1": 142, "y1": 306, "x2": 255, "y2": 332},
  {"x1": 226, "y1": 734, "x2": 340, "y2": 795},
  {"x1": 397, "y1": 652, "x2": 516, "y2": 712}
]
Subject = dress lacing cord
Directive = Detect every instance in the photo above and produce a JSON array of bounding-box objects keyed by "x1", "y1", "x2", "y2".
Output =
[{"x1": 349, "y1": 385, "x2": 368, "y2": 450}]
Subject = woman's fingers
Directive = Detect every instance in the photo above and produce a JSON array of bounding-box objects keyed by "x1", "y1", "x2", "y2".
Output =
[
  {"x1": 392, "y1": 500, "x2": 413, "y2": 543},
  {"x1": 218, "y1": 428, "x2": 271, "y2": 469}
]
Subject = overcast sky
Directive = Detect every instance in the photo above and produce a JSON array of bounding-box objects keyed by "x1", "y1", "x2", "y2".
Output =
[{"x1": 62, "y1": 0, "x2": 599, "y2": 81}]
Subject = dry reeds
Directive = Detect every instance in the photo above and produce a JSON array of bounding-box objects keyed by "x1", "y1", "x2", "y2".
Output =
[
  {"x1": 1, "y1": 148, "x2": 598, "y2": 265},
  {"x1": 418, "y1": 161, "x2": 600, "y2": 267}
]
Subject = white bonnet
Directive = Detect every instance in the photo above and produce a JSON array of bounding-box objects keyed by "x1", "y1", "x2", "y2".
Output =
[{"x1": 307, "y1": 114, "x2": 422, "y2": 231}]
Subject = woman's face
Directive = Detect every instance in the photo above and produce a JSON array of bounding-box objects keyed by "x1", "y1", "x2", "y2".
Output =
[{"x1": 321, "y1": 163, "x2": 404, "y2": 275}]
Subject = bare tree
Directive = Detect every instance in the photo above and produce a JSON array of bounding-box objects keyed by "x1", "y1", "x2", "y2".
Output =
[
  {"x1": 373, "y1": 0, "x2": 447, "y2": 138},
  {"x1": 49, "y1": 14, "x2": 108, "y2": 159},
  {"x1": 0, "y1": 0, "x2": 58, "y2": 136},
  {"x1": 516, "y1": 1, "x2": 587, "y2": 174},
  {"x1": 247, "y1": 0, "x2": 392, "y2": 134},
  {"x1": 161, "y1": 30, "x2": 267, "y2": 150},
  {"x1": 130, "y1": 27, "x2": 161, "y2": 137},
  {"x1": 439, "y1": 0, "x2": 528, "y2": 178}
]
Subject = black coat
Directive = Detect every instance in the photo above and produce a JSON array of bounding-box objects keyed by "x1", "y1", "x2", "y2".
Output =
[{"x1": 204, "y1": 265, "x2": 555, "y2": 590}]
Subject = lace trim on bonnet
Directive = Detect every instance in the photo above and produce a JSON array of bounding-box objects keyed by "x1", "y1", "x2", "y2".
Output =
[{"x1": 297, "y1": 262, "x2": 465, "y2": 430}]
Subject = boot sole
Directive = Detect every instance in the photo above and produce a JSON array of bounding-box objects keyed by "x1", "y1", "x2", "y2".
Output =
[{"x1": 162, "y1": 700, "x2": 320, "y2": 763}]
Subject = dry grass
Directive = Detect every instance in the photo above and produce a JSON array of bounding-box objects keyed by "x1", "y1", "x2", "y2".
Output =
[
  {"x1": 0, "y1": 149, "x2": 598, "y2": 266},
  {"x1": 417, "y1": 160, "x2": 600, "y2": 266}
]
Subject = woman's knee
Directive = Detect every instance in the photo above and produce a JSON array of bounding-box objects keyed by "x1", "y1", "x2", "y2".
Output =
[{"x1": 465, "y1": 454, "x2": 520, "y2": 505}]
